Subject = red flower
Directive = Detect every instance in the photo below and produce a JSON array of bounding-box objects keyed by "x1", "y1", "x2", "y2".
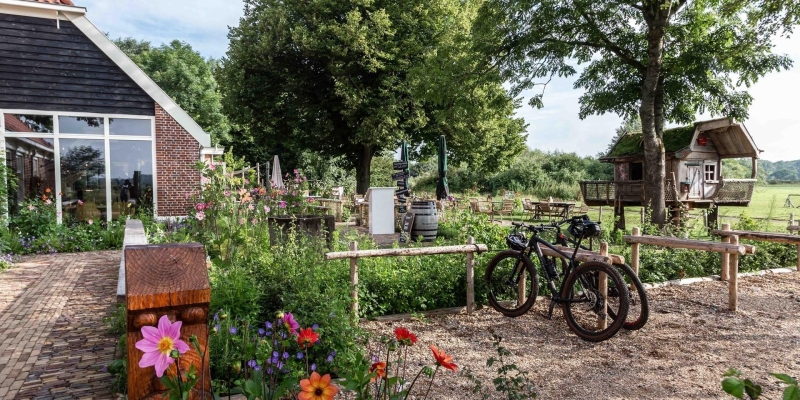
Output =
[
  {"x1": 297, "y1": 327, "x2": 319, "y2": 349},
  {"x1": 369, "y1": 361, "x2": 386, "y2": 382},
  {"x1": 394, "y1": 327, "x2": 418, "y2": 346},
  {"x1": 430, "y1": 345, "x2": 458, "y2": 372}
]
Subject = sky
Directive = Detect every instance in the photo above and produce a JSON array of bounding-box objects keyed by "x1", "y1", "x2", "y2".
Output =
[{"x1": 78, "y1": 0, "x2": 800, "y2": 161}]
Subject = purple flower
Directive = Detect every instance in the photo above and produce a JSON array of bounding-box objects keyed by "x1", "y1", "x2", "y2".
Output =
[
  {"x1": 265, "y1": 321, "x2": 273, "y2": 329},
  {"x1": 297, "y1": 352, "x2": 304, "y2": 360},
  {"x1": 282, "y1": 351, "x2": 289, "y2": 360},
  {"x1": 282, "y1": 312, "x2": 299, "y2": 335},
  {"x1": 254, "y1": 365, "x2": 261, "y2": 371},
  {"x1": 312, "y1": 323, "x2": 319, "y2": 331},
  {"x1": 327, "y1": 355, "x2": 334, "y2": 363},
  {"x1": 101, "y1": 365, "x2": 107, "y2": 373},
  {"x1": 229, "y1": 327, "x2": 237, "y2": 335},
  {"x1": 214, "y1": 324, "x2": 220, "y2": 332},
  {"x1": 311, "y1": 363, "x2": 316, "y2": 371},
  {"x1": 258, "y1": 328, "x2": 265, "y2": 336},
  {"x1": 248, "y1": 359, "x2": 258, "y2": 369},
  {"x1": 279, "y1": 201, "x2": 287, "y2": 209},
  {"x1": 213, "y1": 313, "x2": 219, "y2": 321}
]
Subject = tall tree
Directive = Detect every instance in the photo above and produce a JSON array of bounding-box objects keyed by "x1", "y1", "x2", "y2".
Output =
[
  {"x1": 218, "y1": 0, "x2": 526, "y2": 193},
  {"x1": 114, "y1": 38, "x2": 231, "y2": 143},
  {"x1": 476, "y1": 0, "x2": 798, "y2": 224}
]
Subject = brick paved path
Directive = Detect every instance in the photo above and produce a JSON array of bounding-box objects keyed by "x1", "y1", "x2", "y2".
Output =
[{"x1": 0, "y1": 251, "x2": 121, "y2": 399}]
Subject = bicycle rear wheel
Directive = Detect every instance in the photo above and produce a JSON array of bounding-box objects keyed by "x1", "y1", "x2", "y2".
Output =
[
  {"x1": 485, "y1": 250, "x2": 539, "y2": 317},
  {"x1": 561, "y1": 261, "x2": 629, "y2": 342},
  {"x1": 607, "y1": 263, "x2": 650, "y2": 331}
]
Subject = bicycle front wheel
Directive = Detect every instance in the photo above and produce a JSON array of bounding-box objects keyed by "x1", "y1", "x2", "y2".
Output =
[
  {"x1": 607, "y1": 263, "x2": 650, "y2": 331},
  {"x1": 561, "y1": 261, "x2": 629, "y2": 342},
  {"x1": 485, "y1": 250, "x2": 539, "y2": 318}
]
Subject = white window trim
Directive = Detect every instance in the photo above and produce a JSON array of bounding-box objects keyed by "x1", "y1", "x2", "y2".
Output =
[
  {"x1": 704, "y1": 162, "x2": 718, "y2": 184},
  {"x1": 1, "y1": 109, "x2": 156, "y2": 223}
]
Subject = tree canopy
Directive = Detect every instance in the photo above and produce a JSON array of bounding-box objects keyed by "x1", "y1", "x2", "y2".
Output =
[
  {"x1": 114, "y1": 38, "x2": 231, "y2": 143},
  {"x1": 217, "y1": 0, "x2": 526, "y2": 193},
  {"x1": 476, "y1": 0, "x2": 799, "y2": 224}
]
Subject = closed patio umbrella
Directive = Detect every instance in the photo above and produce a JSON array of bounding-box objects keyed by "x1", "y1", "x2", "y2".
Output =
[
  {"x1": 436, "y1": 135, "x2": 450, "y2": 200},
  {"x1": 271, "y1": 155, "x2": 284, "y2": 189}
]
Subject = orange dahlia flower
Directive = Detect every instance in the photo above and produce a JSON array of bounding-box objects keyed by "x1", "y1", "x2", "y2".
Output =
[
  {"x1": 369, "y1": 361, "x2": 387, "y2": 382},
  {"x1": 430, "y1": 345, "x2": 458, "y2": 372},
  {"x1": 394, "y1": 327, "x2": 418, "y2": 346},
  {"x1": 298, "y1": 372, "x2": 338, "y2": 400}
]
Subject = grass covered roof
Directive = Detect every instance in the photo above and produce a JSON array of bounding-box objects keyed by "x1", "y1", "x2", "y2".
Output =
[{"x1": 606, "y1": 125, "x2": 696, "y2": 158}]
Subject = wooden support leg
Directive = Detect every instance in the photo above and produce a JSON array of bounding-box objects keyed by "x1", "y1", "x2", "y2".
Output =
[
  {"x1": 466, "y1": 237, "x2": 475, "y2": 315},
  {"x1": 796, "y1": 244, "x2": 800, "y2": 272},
  {"x1": 631, "y1": 227, "x2": 641, "y2": 291},
  {"x1": 349, "y1": 241, "x2": 359, "y2": 325},
  {"x1": 721, "y1": 223, "x2": 731, "y2": 281},
  {"x1": 614, "y1": 204, "x2": 626, "y2": 231},
  {"x1": 728, "y1": 236, "x2": 739, "y2": 312},
  {"x1": 517, "y1": 260, "x2": 527, "y2": 308}
]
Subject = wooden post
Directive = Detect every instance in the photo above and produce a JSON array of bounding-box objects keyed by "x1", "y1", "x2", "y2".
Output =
[
  {"x1": 598, "y1": 242, "x2": 609, "y2": 330},
  {"x1": 640, "y1": 208, "x2": 645, "y2": 224},
  {"x1": 729, "y1": 235, "x2": 739, "y2": 311},
  {"x1": 599, "y1": 206, "x2": 603, "y2": 222},
  {"x1": 797, "y1": 243, "x2": 800, "y2": 272},
  {"x1": 125, "y1": 243, "x2": 211, "y2": 399},
  {"x1": 349, "y1": 241, "x2": 359, "y2": 325},
  {"x1": 631, "y1": 227, "x2": 640, "y2": 277},
  {"x1": 517, "y1": 259, "x2": 527, "y2": 308},
  {"x1": 721, "y1": 223, "x2": 731, "y2": 281},
  {"x1": 466, "y1": 237, "x2": 475, "y2": 315}
]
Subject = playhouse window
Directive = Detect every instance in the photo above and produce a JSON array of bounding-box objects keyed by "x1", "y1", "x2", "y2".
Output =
[
  {"x1": 630, "y1": 163, "x2": 644, "y2": 181},
  {"x1": 704, "y1": 163, "x2": 717, "y2": 182}
]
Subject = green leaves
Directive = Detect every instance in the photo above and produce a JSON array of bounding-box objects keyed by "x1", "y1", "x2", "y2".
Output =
[{"x1": 721, "y1": 368, "x2": 800, "y2": 400}]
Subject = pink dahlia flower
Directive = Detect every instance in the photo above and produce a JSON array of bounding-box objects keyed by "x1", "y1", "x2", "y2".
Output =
[{"x1": 135, "y1": 315, "x2": 190, "y2": 377}]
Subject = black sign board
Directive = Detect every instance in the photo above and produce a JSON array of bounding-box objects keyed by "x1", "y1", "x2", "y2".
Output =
[
  {"x1": 393, "y1": 161, "x2": 408, "y2": 170},
  {"x1": 399, "y1": 213, "x2": 415, "y2": 243},
  {"x1": 397, "y1": 206, "x2": 407, "y2": 214},
  {"x1": 397, "y1": 181, "x2": 408, "y2": 189},
  {"x1": 391, "y1": 171, "x2": 410, "y2": 180},
  {"x1": 397, "y1": 196, "x2": 407, "y2": 203},
  {"x1": 395, "y1": 188, "x2": 409, "y2": 197}
]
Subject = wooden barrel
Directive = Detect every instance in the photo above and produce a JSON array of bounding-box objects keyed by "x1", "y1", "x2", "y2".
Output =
[{"x1": 410, "y1": 201, "x2": 438, "y2": 242}]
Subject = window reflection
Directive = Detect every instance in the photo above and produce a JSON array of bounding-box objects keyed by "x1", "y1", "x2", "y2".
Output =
[
  {"x1": 4, "y1": 114, "x2": 54, "y2": 133},
  {"x1": 110, "y1": 140, "x2": 153, "y2": 218},
  {"x1": 4, "y1": 137, "x2": 56, "y2": 214},
  {"x1": 109, "y1": 118, "x2": 151, "y2": 136},
  {"x1": 58, "y1": 116, "x2": 104, "y2": 135},
  {"x1": 60, "y1": 139, "x2": 106, "y2": 222}
]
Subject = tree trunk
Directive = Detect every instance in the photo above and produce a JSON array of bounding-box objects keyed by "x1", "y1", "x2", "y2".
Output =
[
  {"x1": 355, "y1": 145, "x2": 374, "y2": 195},
  {"x1": 639, "y1": 15, "x2": 668, "y2": 226}
]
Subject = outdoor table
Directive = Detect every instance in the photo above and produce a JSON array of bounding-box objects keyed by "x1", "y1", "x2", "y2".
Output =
[{"x1": 549, "y1": 201, "x2": 576, "y2": 219}]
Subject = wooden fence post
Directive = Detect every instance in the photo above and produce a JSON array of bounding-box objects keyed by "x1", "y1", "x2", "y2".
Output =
[
  {"x1": 720, "y1": 223, "x2": 731, "y2": 281},
  {"x1": 598, "y1": 242, "x2": 609, "y2": 330},
  {"x1": 729, "y1": 235, "x2": 739, "y2": 312},
  {"x1": 631, "y1": 227, "x2": 640, "y2": 277},
  {"x1": 599, "y1": 206, "x2": 603, "y2": 222},
  {"x1": 349, "y1": 241, "x2": 359, "y2": 325},
  {"x1": 466, "y1": 236, "x2": 475, "y2": 315},
  {"x1": 640, "y1": 208, "x2": 645, "y2": 224}
]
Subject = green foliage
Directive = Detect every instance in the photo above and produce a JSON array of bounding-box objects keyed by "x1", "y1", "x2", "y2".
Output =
[
  {"x1": 463, "y1": 334, "x2": 537, "y2": 399},
  {"x1": 103, "y1": 303, "x2": 127, "y2": 337},
  {"x1": 607, "y1": 125, "x2": 696, "y2": 158},
  {"x1": 218, "y1": 0, "x2": 525, "y2": 192},
  {"x1": 722, "y1": 368, "x2": 799, "y2": 400},
  {"x1": 413, "y1": 149, "x2": 611, "y2": 198},
  {"x1": 114, "y1": 38, "x2": 230, "y2": 143}
]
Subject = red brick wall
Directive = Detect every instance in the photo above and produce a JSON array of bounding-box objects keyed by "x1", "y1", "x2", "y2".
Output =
[{"x1": 155, "y1": 104, "x2": 200, "y2": 217}]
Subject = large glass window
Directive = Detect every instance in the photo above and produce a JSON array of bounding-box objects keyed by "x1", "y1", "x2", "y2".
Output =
[
  {"x1": 58, "y1": 116, "x2": 105, "y2": 135},
  {"x1": 3, "y1": 137, "x2": 56, "y2": 214},
  {"x1": 110, "y1": 140, "x2": 153, "y2": 218},
  {"x1": 60, "y1": 139, "x2": 106, "y2": 222},
  {"x1": 4, "y1": 114, "x2": 54, "y2": 133},
  {"x1": 109, "y1": 118, "x2": 151, "y2": 136}
]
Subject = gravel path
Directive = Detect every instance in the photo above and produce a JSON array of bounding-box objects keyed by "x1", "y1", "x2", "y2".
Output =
[{"x1": 362, "y1": 271, "x2": 800, "y2": 399}]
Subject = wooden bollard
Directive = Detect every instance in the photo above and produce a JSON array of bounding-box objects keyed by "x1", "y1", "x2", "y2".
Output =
[
  {"x1": 631, "y1": 227, "x2": 640, "y2": 277},
  {"x1": 720, "y1": 223, "x2": 731, "y2": 281},
  {"x1": 598, "y1": 242, "x2": 609, "y2": 330},
  {"x1": 729, "y1": 235, "x2": 739, "y2": 311},
  {"x1": 125, "y1": 243, "x2": 211, "y2": 399},
  {"x1": 466, "y1": 236, "x2": 475, "y2": 315},
  {"x1": 349, "y1": 241, "x2": 359, "y2": 325}
]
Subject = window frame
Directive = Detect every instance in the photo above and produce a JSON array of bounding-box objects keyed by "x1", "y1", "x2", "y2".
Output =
[
  {"x1": 1, "y1": 109, "x2": 156, "y2": 223},
  {"x1": 704, "y1": 162, "x2": 718, "y2": 183}
]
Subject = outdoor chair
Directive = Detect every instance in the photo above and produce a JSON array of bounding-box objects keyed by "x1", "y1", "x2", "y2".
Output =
[
  {"x1": 538, "y1": 201, "x2": 555, "y2": 222},
  {"x1": 496, "y1": 199, "x2": 515, "y2": 221},
  {"x1": 522, "y1": 199, "x2": 537, "y2": 220}
]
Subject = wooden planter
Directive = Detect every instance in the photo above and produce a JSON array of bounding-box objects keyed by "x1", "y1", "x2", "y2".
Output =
[{"x1": 268, "y1": 214, "x2": 336, "y2": 245}]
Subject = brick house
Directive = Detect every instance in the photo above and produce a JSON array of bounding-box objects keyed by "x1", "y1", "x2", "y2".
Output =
[{"x1": 0, "y1": 0, "x2": 217, "y2": 221}]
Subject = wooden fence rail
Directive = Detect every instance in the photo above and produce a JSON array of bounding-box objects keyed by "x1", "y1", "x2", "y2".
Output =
[
  {"x1": 324, "y1": 238, "x2": 488, "y2": 324},
  {"x1": 623, "y1": 229, "x2": 755, "y2": 311},
  {"x1": 713, "y1": 227, "x2": 800, "y2": 272}
]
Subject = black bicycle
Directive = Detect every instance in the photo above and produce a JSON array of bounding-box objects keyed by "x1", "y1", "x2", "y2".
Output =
[
  {"x1": 551, "y1": 217, "x2": 649, "y2": 331},
  {"x1": 485, "y1": 217, "x2": 630, "y2": 342}
]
